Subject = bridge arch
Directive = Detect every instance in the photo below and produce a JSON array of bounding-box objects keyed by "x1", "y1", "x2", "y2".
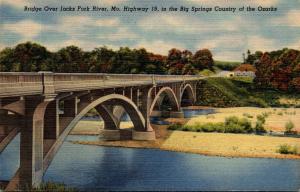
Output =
[
  {"x1": 66, "y1": 94, "x2": 145, "y2": 134},
  {"x1": 95, "y1": 104, "x2": 119, "y2": 130},
  {"x1": 149, "y1": 87, "x2": 180, "y2": 115},
  {"x1": 180, "y1": 84, "x2": 195, "y2": 106},
  {"x1": 43, "y1": 94, "x2": 146, "y2": 171}
]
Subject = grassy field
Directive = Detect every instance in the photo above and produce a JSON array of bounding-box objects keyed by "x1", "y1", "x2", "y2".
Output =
[
  {"x1": 161, "y1": 131, "x2": 300, "y2": 159},
  {"x1": 197, "y1": 77, "x2": 300, "y2": 108},
  {"x1": 184, "y1": 107, "x2": 300, "y2": 132}
]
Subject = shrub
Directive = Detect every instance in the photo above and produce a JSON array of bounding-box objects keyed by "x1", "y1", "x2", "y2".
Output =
[
  {"x1": 256, "y1": 114, "x2": 266, "y2": 124},
  {"x1": 225, "y1": 116, "x2": 239, "y2": 126},
  {"x1": 24, "y1": 182, "x2": 78, "y2": 192},
  {"x1": 214, "y1": 122, "x2": 226, "y2": 133},
  {"x1": 168, "y1": 123, "x2": 183, "y2": 130},
  {"x1": 239, "y1": 118, "x2": 253, "y2": 133},
  {"x1": 247, "y1": 96, "x2": 269, "y2": 107},
  {"x1": 277, "y1": 144, "x2": 298, "y2": 155},
  {"x1": 243, "y1": 113, "x2": 253, "y2": 118},
  {"x1": 199, "y1": 69, "x2": 215, "y2": 76},
  {"x1": 285, "y1": 120, "x2": 295, "y2": 133},
  {"x1": 225, "y1": 123, "x2": 245, "y2": 133},
  {"x1": 254, "y1": 121, "x2": 266, "y2": 133}
]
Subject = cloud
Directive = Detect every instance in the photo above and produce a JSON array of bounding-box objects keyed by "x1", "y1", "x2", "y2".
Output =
[
  {"x1": 57, "y1": 16, "x2": 120, "y2": 29},
  {"x1": 246, "y1": 35, "x2": 276, "y2": 51},
  {"x1": 1, "y1": 0, "x2": 30, "y2": 8},
  {"x1": 95, "y1": 18, "x2": 120, "y2": 27},
  {"x1": 213, "y1": 50, "x2": 243, "y2": 61},
  {"x1": 188, "y1": 0, "x2": 278, "y2": 6},
  {"x1": 288, "y1": 39, "x2": 300, "y2": 50},
  {"x1": 135, "y1": 40, "x2": 185, "y2": 55},
  {"x1": 1, "y1": 0, "x2": 127, "y2": 9},
  {"x1": 138, "y1": 15, "x2": 241, "y2": 34},
  {"x1": 2, "y1": 20, "x2": 44, "y2": 39},
  {"x1": 98, "y1": 27, "x2": 139, "y2": 41},
  {"x1": 45, "y1": 16, "x2": 121, "y2": 39},
  {"x1": 46, "y1": 38, "x2": 99, "y2": 51},
  {"x1": 272, "y1": 10, "x2": 300, "y2": 27},
  {"x1": 198, "y1": 34, "x2": 244, "y2": 50},
  {"x1": 196, "y1": 34, "x2": 245, "y2": 61}
]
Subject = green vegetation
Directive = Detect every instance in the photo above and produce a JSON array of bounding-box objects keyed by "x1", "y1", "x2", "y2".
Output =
[
  {"x1": 285, "y1": 120, "x2": 295, "y2": 133},
  {"x1": 168, "y1": 115, "x2": 266, "y2": 134},
  {"x1": 23, "y1": 182, "x2": 78, "y2": 192},
  {"x1": 253, "y1": 48, "x2": 300, "y2": 92},
  {"x1": 199, "y1": 69, "x2": 215, "y2": 76},
  {"x1": 214, "y1": 60, "x2": 240, "y2": 71},
  {"x1": 0, "y1": 42, "x2": 215, "y2": 75},
  {"x1": 243, "y1": 113, "x2": 253, "y2": 118},
  {"x1": 277, "y1": 144, "x2": 299, "y2": 155},
  {"x1": 196, "y1": 77, "x2": 300, "y2": 107}
]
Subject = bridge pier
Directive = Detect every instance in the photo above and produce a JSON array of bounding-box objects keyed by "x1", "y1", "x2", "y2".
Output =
[
  {"x1": 132, "y1": 130, "x2": 156, "y2": 141},
  {"x1": 19, "y1": 97, "x2": 49, "y2": 188},
  {"x1": 0, "y1": 72, "x2": 201, "y2": 191},
  {"x1": 100, "y1": 129, "x2": 121, "y2": 141}
]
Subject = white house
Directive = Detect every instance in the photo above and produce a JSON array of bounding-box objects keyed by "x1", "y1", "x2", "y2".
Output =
[{"x1": 233, "y1": 64, "x2": 256, "y2": 78}]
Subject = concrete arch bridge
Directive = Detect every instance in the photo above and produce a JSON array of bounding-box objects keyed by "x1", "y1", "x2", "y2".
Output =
[{"x1": 0, "y1": 72, "x2": 203, "y2": 190}]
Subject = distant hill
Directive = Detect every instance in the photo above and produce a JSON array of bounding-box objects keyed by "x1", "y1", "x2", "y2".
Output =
[{"x1": 214, "y1": 60, "x2": 241, "y2": 71}]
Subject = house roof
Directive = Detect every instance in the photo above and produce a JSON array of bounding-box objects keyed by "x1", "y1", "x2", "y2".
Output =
[{"x1": 233, "y1": 64, "x2": 257, "y2": 72}]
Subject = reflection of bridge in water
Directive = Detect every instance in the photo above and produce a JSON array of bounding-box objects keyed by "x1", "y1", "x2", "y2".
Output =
[{"x1": 0, "y1": 72, "x2": 203, "y2": 190}]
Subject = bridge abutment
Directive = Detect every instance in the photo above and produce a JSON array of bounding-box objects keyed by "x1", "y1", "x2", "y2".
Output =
[
  {"x1": 101, "y1": 129, "x2": 121, "y2": 141},
  {"x1": 132, "y1": 130, "x2": 156, "y2": 141}
]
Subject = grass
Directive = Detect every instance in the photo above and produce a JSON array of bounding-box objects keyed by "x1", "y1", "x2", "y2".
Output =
[
  {"x1": 214, "y1": 60, "x2": 241, "y2": 71},
  {"x1": 72, "y1": 122, "x2": 300, "y2": 159},
  {"x1": 185, "y1": 107, "x2": 300, "y2": 133},
  {"x1": 196, "y1": 77, "x2": 300, "y2": 108},
  {"x1": 161, "y1": 131, "x2": 300, "y2": 159},
  {"x1": 169, "y1": 115, "x2": 265, "y2": 134},
  {"x1": 285, "y1": 120, "x2": 295, "y2": 133},
  {"x1": 277, "y1": 144, "x2": 299, "y2": 155},
  {"x1": 23, "y1": 182, "x2": 77, "y2": 192}
]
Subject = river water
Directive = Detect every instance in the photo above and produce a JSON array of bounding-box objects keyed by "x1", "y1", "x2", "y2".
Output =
[{"x1": 1, "y1": 134, "x2": 300, "y2": 191}]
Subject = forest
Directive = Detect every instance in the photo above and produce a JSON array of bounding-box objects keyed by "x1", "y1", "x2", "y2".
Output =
[
  {"x1": 0, "y1": 42, "x2": 213, "y2": 75},
  {"x1": 0, "y1": 42, "x2": 299, "y2": 92},
  {"x1": 245, "y1": 49, "x2": 300, "y2": 92}
]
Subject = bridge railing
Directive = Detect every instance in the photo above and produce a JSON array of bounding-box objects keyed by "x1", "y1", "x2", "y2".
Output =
[
  {"x1": 0, "y1": 72, "x2": 202, "y2": 98},
  {"x1": 0, "y1": 72, "x2": 44, "y2": 97}
]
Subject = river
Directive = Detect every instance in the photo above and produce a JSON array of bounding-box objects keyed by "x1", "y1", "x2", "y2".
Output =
[{"x1": 1, "y1": 134, "x2": 300, "y2": 191}]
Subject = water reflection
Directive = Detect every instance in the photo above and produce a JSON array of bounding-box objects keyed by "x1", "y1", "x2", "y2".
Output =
[{"x1": 1, "y1": 134, "x2": 300, "y2": 191}]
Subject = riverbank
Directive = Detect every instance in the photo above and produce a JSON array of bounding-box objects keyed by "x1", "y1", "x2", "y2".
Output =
[{"x1": 72, "y1": 124, "x2": 300, "y2": 160}]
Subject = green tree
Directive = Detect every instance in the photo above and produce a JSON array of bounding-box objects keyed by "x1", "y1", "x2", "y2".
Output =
[
  {"x1": 0, "y1": 47, "x2": 14, "y2": 71},
  {"x1": 193, "y1": 49, "x2": 214, "y2": 70},
  {"x1": 54, "y1": 46, "x2": 86, "y2": 72},
  {"x1": 1, "y1": 42, "x2": 53, "y2": 72},
  {"x1": 88, "y1": 46, "x2": 115, "y2": 73}
]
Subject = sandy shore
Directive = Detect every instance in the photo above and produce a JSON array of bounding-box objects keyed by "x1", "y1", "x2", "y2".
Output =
[
  {"x1": 185, "y1": 107, "x2": 300, "y2": 132},
  {"x1": 70, "y1": 107, "x2": 300, "y2": 160},
  {"x1": 72, "y1": 123, "x2": 300, "y2": 160}
]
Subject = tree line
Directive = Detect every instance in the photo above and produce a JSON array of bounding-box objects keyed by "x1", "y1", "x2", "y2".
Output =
[
  {"x1": 0, "y1": 42, "x2": 214, "y2": 75},
  {"x1": 245, "y1": 48, "x2": 300, "y2": 92}
]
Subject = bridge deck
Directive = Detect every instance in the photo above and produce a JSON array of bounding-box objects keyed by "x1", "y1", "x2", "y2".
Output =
[{"x1": 0, "y1": 72, "x2": 203, "y2": 98}]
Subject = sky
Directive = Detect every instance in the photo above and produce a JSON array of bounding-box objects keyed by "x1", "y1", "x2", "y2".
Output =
[{"x1": 0, "y1": 0, "x2": 299, "y2": 61}]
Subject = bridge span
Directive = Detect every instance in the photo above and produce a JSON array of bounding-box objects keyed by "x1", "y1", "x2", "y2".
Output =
[{"x1": 0, "y1": 72, "x2": 203, "y2": 190}]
